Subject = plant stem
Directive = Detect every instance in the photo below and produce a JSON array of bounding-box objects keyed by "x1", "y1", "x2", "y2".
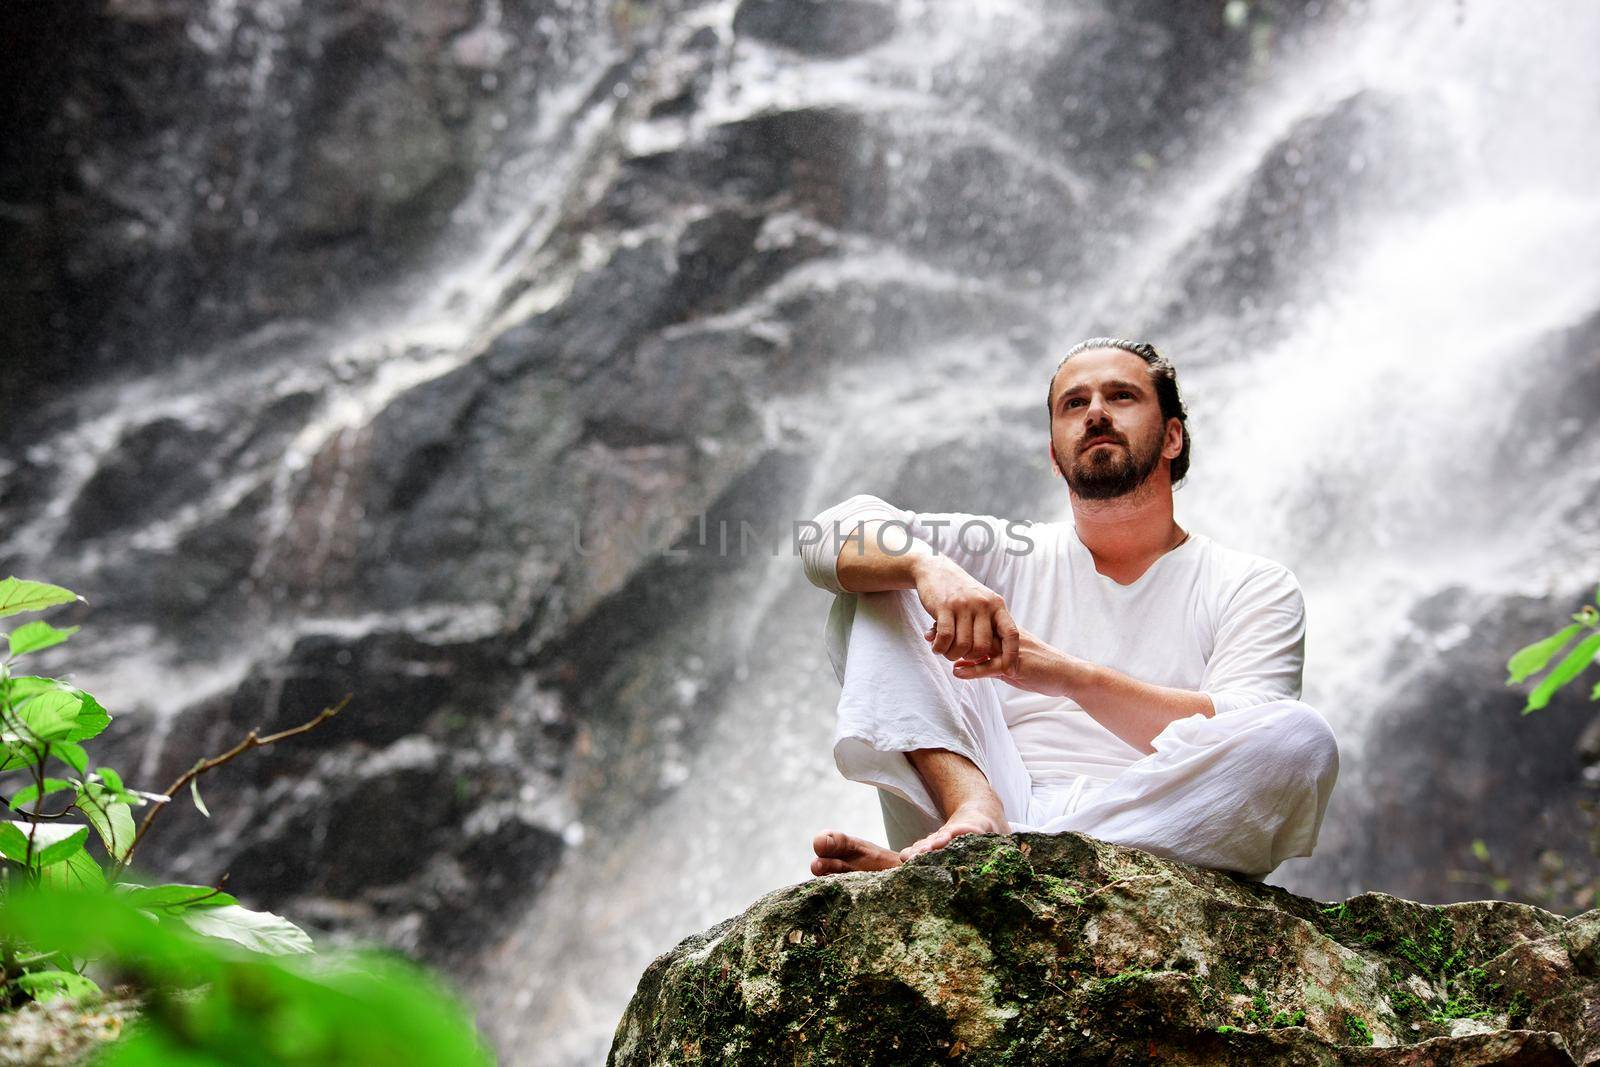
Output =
[{"x1": 112, "y1": 697, "x2": 349, "y2": 880}]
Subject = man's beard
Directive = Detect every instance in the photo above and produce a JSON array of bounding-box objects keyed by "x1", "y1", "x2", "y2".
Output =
[{"x1": 1056, "y1": 426, "x2": 1163, "y2": 500}]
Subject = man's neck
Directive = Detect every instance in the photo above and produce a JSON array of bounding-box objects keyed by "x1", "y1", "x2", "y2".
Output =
[{"x1": 1069, "y1": 478, "x2": 1186, "y2": 581}]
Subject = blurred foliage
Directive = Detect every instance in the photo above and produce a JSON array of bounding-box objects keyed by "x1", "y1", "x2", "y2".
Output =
[
  {"x1": 1, "y1": 887, "x2": 492, "y2": 1065},
  {"x1": 0, "y1": 577, "x2": 491, "y2": 1062},
  {"x1": 0, "y1": 576, "x2": 314, "y2": 1009}
]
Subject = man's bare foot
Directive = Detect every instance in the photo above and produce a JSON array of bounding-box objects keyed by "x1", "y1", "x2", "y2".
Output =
[
  {"x1": 897, "y1": 802, "x2": 1010, "y2": 862},
  {"x1": 811, "y1": 830, "x2": 903, "y2": 876}
]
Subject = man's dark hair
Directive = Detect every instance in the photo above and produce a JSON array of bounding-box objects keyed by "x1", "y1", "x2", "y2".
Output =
[{"x1": 1046, "y1": 337, "x2": 1191, "y2": 486}]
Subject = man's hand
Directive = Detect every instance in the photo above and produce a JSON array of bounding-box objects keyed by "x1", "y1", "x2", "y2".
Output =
[
  {"x1": 912, "y1": 554, "x2": 1020, "y2": 677},
  {"x1": 937, "y1": 621, "x2": 1218, "y2": 753},
  {"x1": 931, "y1": 623, "x2": 1067, "y2": 697}
]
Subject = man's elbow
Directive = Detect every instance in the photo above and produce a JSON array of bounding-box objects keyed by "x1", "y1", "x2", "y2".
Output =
[{"x1": 798, "y1": 494, "x2": 901, "y2": 594}]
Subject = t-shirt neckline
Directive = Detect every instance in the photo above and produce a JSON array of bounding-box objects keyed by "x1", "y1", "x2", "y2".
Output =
[{"x1": 1068, "y1": 526, "x2": 1203, "y2": 590}]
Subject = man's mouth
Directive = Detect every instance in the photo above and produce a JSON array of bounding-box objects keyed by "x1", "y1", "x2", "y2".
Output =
[{"x1": 1082, "y1": 436, "x2": 1120, "y2": 451}]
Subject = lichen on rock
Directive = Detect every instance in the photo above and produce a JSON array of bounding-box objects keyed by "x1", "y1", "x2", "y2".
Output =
[{"x1": 609, "y1": 833, "x2": 1600, "y2": 1065}]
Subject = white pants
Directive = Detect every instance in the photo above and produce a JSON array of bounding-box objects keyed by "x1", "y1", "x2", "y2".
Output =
[{"x1": 830, "y1": 589, "x2": 1339, "y2": 880}]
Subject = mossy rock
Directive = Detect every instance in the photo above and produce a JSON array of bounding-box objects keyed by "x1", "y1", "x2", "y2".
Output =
[{"x1": 609, "y1": 832, "x2": 1599, "y2": 1065}]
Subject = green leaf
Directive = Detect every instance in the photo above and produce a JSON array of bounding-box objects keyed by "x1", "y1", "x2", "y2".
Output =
[
  {"x1": 1592, "y1": 679, "x2": 1600, "y2": 702},
  {"x1": 0, "y1": 578, "x2": 78, "y2": 619},
  {"x1": 38, "y1": 847, "x2": 106, "y2": 892},
  {"x1": 9, "y1": 777, "x2": 77, "y2": 811},
  {"x1": 92, "y1": 767, "x2": 132, "y2": 804},
  {"x1": 14, "y1": 690, "x2": 83, "y2": 742},
  {"x1": 6, "y1": 621, "x2": 78, "y2": 658},
  {"x1": 35, "y1": 826, "x2": 90, "y2": 867},
  {"x1": 51, "y1": 741, "x2": 88, "y2": 776},
  {"x1": 1470, "y1": 839, "x2": 1491, "y2": 863},
  {"x1": 1524, "y1": 632, "x2": 1600, "y2": 714},
  {"x1": 15, "y1": 968, "x2": 101, "y2": 1003},
  {"x1": 4, "y1": 681, "x2": 112, "y2": 744},
  {"x1": 0, "y1": 821, "x2": 91, "y2": 865},
  {"x1": 65, "y1": 691, "x2": 110, "y2": 743},
  {"x1": 180, "y1": 904, "x2": 314, "y2": 956},
  {"x1": 0, "y1": 741, "x2": 42, "y2": 774},
  {"x1": 0, "y1": 820, "x2": 30, "y2": 861},
  {"x1": 5, "y1": 676, "x2": 66, "y2": 702},
  {"x1": 1506, "y1": 623, "x2": 1583, "y2": 684},
  {"x1": 191, "y1": 778, "x2": 210, "y2": 818},
  {"x1": 117, "y1": 883, "x2": 239, "y2": 914},
  {"x1": 74, "y1": 793, "x2": 136, "y2": 862}
]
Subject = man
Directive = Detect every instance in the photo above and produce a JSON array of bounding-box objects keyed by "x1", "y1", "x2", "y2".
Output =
[{"x1": 799, "y1": 337, "x2": 1338, "y2": 880}]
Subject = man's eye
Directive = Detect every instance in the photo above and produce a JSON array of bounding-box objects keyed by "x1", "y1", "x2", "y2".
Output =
[
  {"x1": 1066, "y1": 398, "x2": 1085, "y2": 408},
  {"x1": 1116, "y1": 392, "x2": 1135, "y2": 400}
]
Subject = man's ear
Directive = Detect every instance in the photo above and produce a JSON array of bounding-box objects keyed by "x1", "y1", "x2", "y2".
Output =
[
  {"x1": 1163, "y1": 417, "x2": 1183, "y2": 459},
  {"x1": 1047, "y1": 442, "x2": 1063, "y2": 479}
]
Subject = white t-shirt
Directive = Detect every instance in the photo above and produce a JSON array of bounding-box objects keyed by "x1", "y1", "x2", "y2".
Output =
[{"x1": 801, "y1": 495, "x2": 1306, "y2": 786}]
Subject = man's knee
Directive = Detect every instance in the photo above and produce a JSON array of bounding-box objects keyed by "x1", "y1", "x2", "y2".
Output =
[
  {"x1": 1284, "y1": 701, "x2": 1338, "y2": 778},
  {"x1": 1265, "y1": 701, "x2": 1339, "y2": 794},
  {"x1": 1228, "y1": 700, "x2": 1339, "y2": 791},
  {"x1": 1216, "y1": 701, "x2": 1338, "y2": 869}
]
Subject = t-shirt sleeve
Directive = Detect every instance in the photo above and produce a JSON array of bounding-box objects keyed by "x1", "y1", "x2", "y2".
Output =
[
  {"x1": 1199, "y1": 564, "x2": 1306, "y2": 716},
  {"x1": 799, "y1": 494, "x2": 1018, "y2": 595},
  {"x1": 903, "y1": 510, "x2": 1017, "y2": 591}
]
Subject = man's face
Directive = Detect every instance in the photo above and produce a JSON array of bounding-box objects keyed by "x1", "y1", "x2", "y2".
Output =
[{"x1": 1047, "y1": 349, "x2": 1172, "y2": 500}]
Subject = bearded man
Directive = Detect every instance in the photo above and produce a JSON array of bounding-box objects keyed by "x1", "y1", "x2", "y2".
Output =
[{"x1": 799, "y1": 337, "x2": 1338, "y2": 880}]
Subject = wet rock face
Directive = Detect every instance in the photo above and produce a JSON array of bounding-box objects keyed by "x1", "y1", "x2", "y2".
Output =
[
  {"x1": 98, "y1": 629, "x2": 574, "y2": 967},
  {"x1": 2, "y1": 0, "x2": 577, "y2": 402},
  {"x1": 610, "y1": 833, "x2": 1600, "y2": 1065}
]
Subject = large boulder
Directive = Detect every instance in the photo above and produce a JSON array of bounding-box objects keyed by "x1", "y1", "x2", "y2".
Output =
[{"x1": 610, "y1": 833, "x2": 1599, "y2": 1065}]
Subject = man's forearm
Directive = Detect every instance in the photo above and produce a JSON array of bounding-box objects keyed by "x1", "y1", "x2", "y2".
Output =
[
  {"x1": 1052, "y1": 654, "x2": 1214, "y2": 754},
  {"x1": 834, "y1": 519, "x2": 939, "y2": 593}
]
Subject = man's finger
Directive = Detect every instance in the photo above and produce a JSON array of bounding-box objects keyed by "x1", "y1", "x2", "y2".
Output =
[
  {"x1": 953, "y1": 657, "x2": 1001, "y2": 680},
  {"x1": 951, "y1": 612, "x2": 973, "y2": 662},
  {"x1": 995, "y1": 607, "x2": 1021, "y2": 676},
  {"x1": 932, "y1": 609, "x2": 955, "y2": 656},
  {"x1": 972, "y1": 612, "x2": 994, "y2": 664}
]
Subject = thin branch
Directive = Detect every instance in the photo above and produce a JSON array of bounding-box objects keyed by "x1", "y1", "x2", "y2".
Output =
[
  {"x1": 0, "y1": 800, "x2": 74, "y2": 821},
  {"x1": 114, "y1": 696, "x2": 349, "y2": 879}
]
